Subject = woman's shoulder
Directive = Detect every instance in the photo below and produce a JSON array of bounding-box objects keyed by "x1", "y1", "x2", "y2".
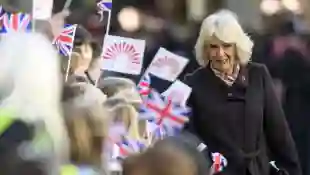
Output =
[
  {"x1": 247, "y1": 62, "x2": 269, "y2": 76},
  {"x1": 248, "y1": 62, "x2": 267, "y2": 69},
  {"x1": 183, "y1": 67, "x2": 205, "y2": 86}
]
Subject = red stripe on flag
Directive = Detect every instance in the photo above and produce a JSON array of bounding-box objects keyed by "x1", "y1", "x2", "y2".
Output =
[{"x1": 146, "y1": 100, "x2": 185, "y2": 125}]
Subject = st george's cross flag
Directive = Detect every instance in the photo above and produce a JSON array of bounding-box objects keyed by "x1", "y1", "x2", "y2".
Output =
[
  {"x1": 0, "y1": 13, "x2": 32, "y2": 33},
  {"x1": 53, "y1": 24, "x2": 77, "y2": 56}
]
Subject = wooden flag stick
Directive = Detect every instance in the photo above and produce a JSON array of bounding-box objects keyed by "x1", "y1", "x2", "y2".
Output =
[
  {"x1": 64, "y1": 55, "x2": 72, "y2": 82},
  {"x1": 95, "y1": 10, "x2": 112, "y2": 87},
  {"x1": 106, "y1": 10, "x2": 111, "y2": 36}
]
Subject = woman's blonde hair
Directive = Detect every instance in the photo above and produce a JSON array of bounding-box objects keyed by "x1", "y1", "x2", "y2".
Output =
[
  {"x1": 63, "y1": 82, "x2": 107, "y2": 107},
  {"x1": 104, "y1": 97, "x2": 141, "y2": 140},
  {"x1": 63, "y1": 102, "x2": 109, "y2": 166},
  {"x1": 99, "y1": 77, "x2": 137, "y2": 97},
  {"x1": 195, "y1": 9, "x2": 253, "y2": 66}
]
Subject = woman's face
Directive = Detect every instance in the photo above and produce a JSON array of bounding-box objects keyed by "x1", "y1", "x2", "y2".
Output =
[{"x1": 204, "y1": 35, "x2": 236, "y2": 73}]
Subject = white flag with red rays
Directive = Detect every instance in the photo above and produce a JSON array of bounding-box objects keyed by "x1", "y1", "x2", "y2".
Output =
[{"x1": 100, "y1": 35, "x2": 145, "y2": 75}]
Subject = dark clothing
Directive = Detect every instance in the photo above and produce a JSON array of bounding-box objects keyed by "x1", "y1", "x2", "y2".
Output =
[{"x1": 184, "y1": 63, "x2": 301, "y2": 175}]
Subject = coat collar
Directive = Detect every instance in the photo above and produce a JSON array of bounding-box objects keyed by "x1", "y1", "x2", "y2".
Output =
[{"x1": 203, "y1": 63, "x2": 249, "y2": 88}]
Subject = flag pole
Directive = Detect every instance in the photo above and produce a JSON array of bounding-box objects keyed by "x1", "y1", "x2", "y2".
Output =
[
  {"x1": 95, "y1": 9, "x2": 112, "y2": 87},
  {"x1": 64, "y1": 55, "x2": 72, "y2": 82},
  {"x1": 62, "y1": 0, "x2": 74, "y2": 82},
  {"x1": 106, "y1": 10, "x2": 111, "y2": 36},
  {"x1": 64, "y1": 24, "x2": 77, "y2": 82}
]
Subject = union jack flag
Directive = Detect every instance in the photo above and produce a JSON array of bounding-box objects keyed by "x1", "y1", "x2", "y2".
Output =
[
  {"x1": 137, "y1": 73, "x2": 151, "y2": 97},
  {"x1": 97, "y1": 0, "x2": 112, "y2": 11},
  {"x1": 97, "y1": 0, "x2": 112, "y2": 21},
  {"x1": 117, "y1": 137, "x2": 145, "y2": 159},
  {"x1": 139, "y1": 89, "x2": 190, "y2": 129},
  {"x1": 53, "y1": 24, "x2": 77, "y2": 56},
  {"x1": 211, "y1": 152, "x2": 228, "y2": 173},
  {"x1": 147, "y1": 121, "x2": 166, "y2": 140},
  {"x1": 0, "y1": 13, "x2": 32, "y2": 33},
  {"x1": 0, "y1": 6, "x2": 6, "y2": 20}
]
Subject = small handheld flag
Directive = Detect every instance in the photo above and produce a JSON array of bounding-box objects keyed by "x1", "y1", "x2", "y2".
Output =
[
  {"x1": 211, "y1": 152, "x2": 228, "y2": 173},
  {"x1": 97, "y1": 0, "x2": 112, "y2": 21},
  {"x1": 116, "y1": 137, "x2": 145, "y2": 159},
  {"x1": 53, "y1": 24, "x2": 77, "y2": 56},
  {"x1": 137, "y1": 73, "x2": 151, "y2": 97},
  {"x1": 0, "y1": 6, "x2": 6, "y2": 20}
]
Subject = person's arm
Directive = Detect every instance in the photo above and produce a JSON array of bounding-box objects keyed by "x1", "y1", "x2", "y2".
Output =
[{"x1": 262, "y1": 65, "x2": 301, "y2": 175}]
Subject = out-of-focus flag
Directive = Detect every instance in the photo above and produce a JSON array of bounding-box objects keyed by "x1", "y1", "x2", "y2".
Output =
[
  {"x1": 117, "y1": 137, "x2": 144, "y2": 159},
  {"x1": 52, "y1": 24, "x2": 77, "y2": 56},
  {"x1": 32, "y1": 0, "x2": 53, "y2": 20},
  {"x1": 137, "y1": 73, "x2": 151, "y2": 97},
  {"x1": 0, "y1": 6, "x2": 6, "y2": 20},
  {"x1": 0, "y1": 13, "x2": 32, "y2": 33},
  {"x1": 97, "y1": 0, "x2": 112, "y2": 21},
  {"x1": 211, "y1": 152, "x2": 228, "y2": 173},
  {"x1": 97, "y1": 0, "x2": 112, "y2": 11},
  {"x1": 139, "y1": 89, "x2": 190, "y2": 129}
]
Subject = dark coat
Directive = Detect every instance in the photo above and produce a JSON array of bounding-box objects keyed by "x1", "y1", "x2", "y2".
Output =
[{"x1": 184, "y1": 62, "x2": 301, "y2": 175}]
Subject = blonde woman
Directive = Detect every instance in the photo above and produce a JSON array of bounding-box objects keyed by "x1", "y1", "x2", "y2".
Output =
[
  {"x1": 61, "y1": 83, "x2": 109, "y2": 174},
  {"x1": 184, "y1": 9, "x2": 301, "y2": 175},
  {"x1": 100, "y1": 77, "x2": 147, "y2": 139},
  {"x1": 104, "y1": 97, "x2": 142, "y2": 141}
]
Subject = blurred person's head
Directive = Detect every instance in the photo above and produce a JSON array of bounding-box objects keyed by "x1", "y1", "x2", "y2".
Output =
[
  {"x1": 195, "y1": 9, "x2": 253, "y2": 73},
  {"x1": 103, "y1": 97, "x2": 141, "y2": 140},
  {"x1": 0, "y1": 32, "x2": 68, "y2": 166},
  {"x1": 99, "y1": 77, "x2": 136, "y2": 96},
  {"x1": 62, "y1": 82, "x2": 107, "y2": 106},
  {"x1": 123, "y1": 132, "x2": 212, "y2": 175},
  {"x1": 123, "y1": 140, "x2": 198, "y2": 175},
  {"x1": 63, "y1": 95, "x2": 109, "y2": 167},
  {"x1": 99, "y1": 77, "x2": 142, "y2": 105}
]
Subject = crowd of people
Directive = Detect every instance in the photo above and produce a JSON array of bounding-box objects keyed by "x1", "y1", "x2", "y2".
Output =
[{"x1": 1, "y1": 2, "x2": 310, "y2": 175}]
